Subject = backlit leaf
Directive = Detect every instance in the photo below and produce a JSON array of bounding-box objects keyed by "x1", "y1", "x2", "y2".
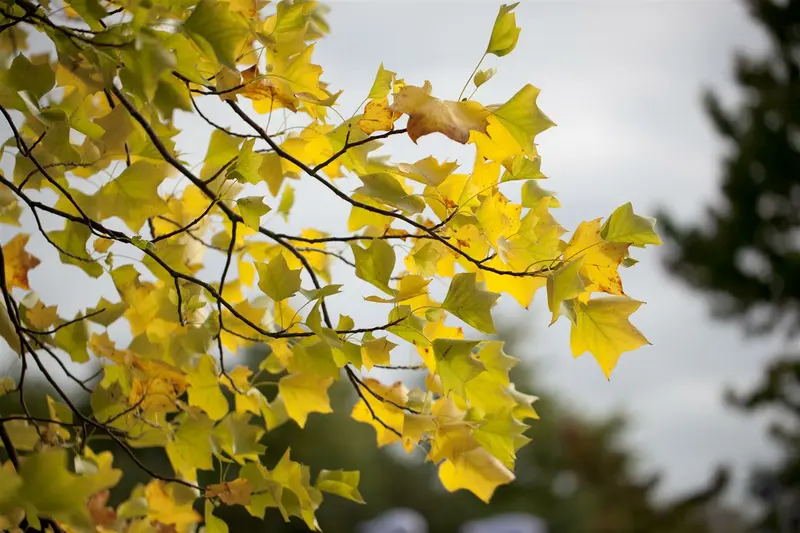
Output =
[
  {"x1": 442, "y1": 273, "x2": 500, "y2": 334},
  {"x1": 570, "y1": 296, "x2": 651, "y2": 378}
]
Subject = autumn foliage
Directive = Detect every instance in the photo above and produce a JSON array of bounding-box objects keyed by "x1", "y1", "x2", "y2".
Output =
[{"x1": 0, "y1": 0, "x2": 661, "y2": 531}]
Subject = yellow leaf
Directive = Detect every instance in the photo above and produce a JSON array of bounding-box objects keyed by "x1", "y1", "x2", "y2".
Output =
[
  {"x1": 482, "y1": 256, "x2": 547, "y2": 309},
  {"x1": 207, "y1": 478, "x2": 254, "y2": 506},
  {"x1": 397, "y1": 156, "x2": 459, "y2": 187},
  {"x1": 351, "y1": 378, "x2": 407, "y2": 446},
  {"x1": 358, "y1": 97, "x2": 400, "y2": 135},
  {"x1": 438, "y1": 447, "x2": 515, "y2": 503},
  {"x1": 240, "y1": 65, "x2": 299, "y2": 112},
  {"x1": 145, "y1": 481, "x2": 201, "y2": 531},
  {"x1": 390, "y1": 81, "x2": 490, "y2": 144},
  {"x1": 23, "y1": 300, "x2": 58, "y2": 330},
  {"x1": 364, "y1": 274, "x2": 430, "y2": 304},
  {"x1": 360, "y1": 335, "x2": 396, "y2": 370},
  {"x1": 3, "y1": 234, "x2": 40, "y2": 291},
  {"x1": 279, "y1": 372, "x2": 334, "y2": 428},
  {"x1": 187, "y1": 355, "x2": 229, "y2": 421},
  {"x1": 570, "y1": 296, "x2": 651, "y2": 378},
  {"x1": 564, "y1": 219, "x2": 629, "y2": 296}
]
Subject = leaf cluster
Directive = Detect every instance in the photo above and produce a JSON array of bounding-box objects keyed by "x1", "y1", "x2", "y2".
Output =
[{"x1": 0, "y1": 1, "x2": 660, "y2": 531}]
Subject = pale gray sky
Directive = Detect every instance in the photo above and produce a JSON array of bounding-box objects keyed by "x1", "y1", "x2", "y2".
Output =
[
  {"x1": 0, "y1": 0, "x2": 788, "y2": 509},
  {"x1": 301, "y1": 0, "x2": 787, "y2": 503}
]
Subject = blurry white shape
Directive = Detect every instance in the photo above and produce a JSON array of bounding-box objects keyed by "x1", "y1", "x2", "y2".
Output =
[
  {"x1": 460, "y1": 513, "x2": 547, "y2": 533},
  {"x1": 358, "y1": 508, "x2": 427, "y2": 533}
]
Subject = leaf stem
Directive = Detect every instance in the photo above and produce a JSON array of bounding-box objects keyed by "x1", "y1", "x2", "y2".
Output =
[{"x1": 457, "y1": 52, "x2": 486, "y2": 101}]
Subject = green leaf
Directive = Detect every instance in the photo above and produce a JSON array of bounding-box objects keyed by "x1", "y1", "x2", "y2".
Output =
[
  {"x1": 237, "y1": 196, "x2": 271, "y2": 230},
  {"x1": 353, "y1": 173, "x2": 426, "y2": 214},
  {"x1": 487, "y1": 3, "x2": 521, "y2": 57},
  {"x1": 183, "y1": 0, "x2": 248, "y2": 68},
  {"x1": 54, "y1": 314, "x2": 90, "y2": 363},
  {"x1": 387, "y1": 305, "x2": 430, "y2": 347},
  {"x1": 433, "y1": 339, "x2": 483, "y2": 397},
  {"x1": 166, "y1": 412, "x2": 215, "y2": 480},
  {"x1": 212, "y1": 413, "x2": 266, "y2": 463},
  {"x1": 546, "y1": 258, "x2": 585, "y2": 325},
  {"x1": 278, "y1": 183, "x2": 295, "y2": 220},
  {"x1": 442, "y1": 273, "x2": 500, "y2": 334},
  {"x1": 85, "y1": 297, "x2": 126, "y2": 327},
  {"x1": 492, "y1": 84, "x2": 555, "y2": 155},
  {"x1": 8, "y1": 54, "x2": 55, "y2": 102},
  {"x1": 119, "y1": 32, "x2": 176, "y2": 101},
  {"x1": 66, "y1": 0, "x2": 110, "y2": 30},
  {"x1": 187, "y1": 355, "x2": 229, "y2": 420},
  {"x1": 500, "y1": 155, "x2": 545, "y2": 182},
  {"x1": 16, "y1": 449, "x2": 101, "y2": 528},
  {"x1": 600, "y1": 202, "x2": 663, "y2": 247},
  {"x1": 521, "y1": 179, "x2": 559, "y2": 207},
  {"x1": 227, "y1": 139, "x2": 263, "y2": 184},
  {"x1": 299, "y1": 284, "x2": 342, "y2": 301},
  {"x1": 201, "y1": 130, "x2": 242, "y2": 181},
  {"x1": 315, "y1": 470, "x2": 365, "y2": 504},
  {"x1": 256, "y1": 254, "x2": 302, "y2": 301},
  {"x1": 96, "y1": 161, "x2": 168, "y2": 231},
  {"x1": 205, "y1": 500, "x2": 230, "y2": 533},
  {"x1": 368, "y1": 63, "x2": 395, "y2": 99},
  {"x1": 351, "y1": 238, "x2": 395, "y2": 295}
]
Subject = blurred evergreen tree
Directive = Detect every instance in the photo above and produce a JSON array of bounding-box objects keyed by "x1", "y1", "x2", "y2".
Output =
[{"x1": 659, "y1": 1, "x2": 800, "y2": 531}]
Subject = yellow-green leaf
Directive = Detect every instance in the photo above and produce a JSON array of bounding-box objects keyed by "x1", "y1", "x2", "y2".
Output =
[
  {"x1": 442, "y1": 273, "x2": 500, "y2": 334},
  {"x1": 601, "y1": 202, "x2": 663, "y2": 247},
  {"x1": 351, "y1": 238, "x2": 395, "y2": 295},
  {"x1": 353, "y1": 173, "x2": 426, "y2": 214},
  {"x1": 487, "y1": 3, "x2": 521, "y2": 57},
  {"x1": 491, "y1": 84, "x2": 555, "y2": 155},
  {"x1": 315, "y1": 470, "x2": 365, "y2": 504},
  {"x1": 237, "y1": 196, "x2": 271, "y2": 230},
  {"x1": 183, "y1": 0, "x2": 248, "y2": 68},
  {"x1": 546, "y1": 258, "x2": 585, "y2": 325},
  {"x1": 368, "y1": 63, "x2": 395, "y2": 100},
  {"x1": 474, "y1": 68, "x2": 496, "y2": 88},
  {"x1": 433, "y1": 339, "x2": 483, "y2": 397},
  {"x1": 256, "y1": 254, "x2": 302, "y2": 301},
  {"x1": 279, "y1": 372, "x2": 334, "y2": 428},
  {"x1": 187, "y1": 355, "x2": 229, "y2": 420}
]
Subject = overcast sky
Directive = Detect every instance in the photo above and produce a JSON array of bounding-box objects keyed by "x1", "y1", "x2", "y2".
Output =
[{"x1": 0, "y1": 0, "x2": 790, "y2": 509}]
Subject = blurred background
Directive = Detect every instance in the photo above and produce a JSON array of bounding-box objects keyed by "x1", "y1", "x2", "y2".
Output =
[{"x1": 3, "y1": 0, "x2": 800, "y2": 532}]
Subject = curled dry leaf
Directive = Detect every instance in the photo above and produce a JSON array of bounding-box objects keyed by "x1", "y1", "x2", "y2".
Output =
[
  {"x1": 390, "y1": 81, "x2": 490, "y2": 143},
  {"x1": 238, "y1": 65, "x2": 298, "y2": 112}
]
